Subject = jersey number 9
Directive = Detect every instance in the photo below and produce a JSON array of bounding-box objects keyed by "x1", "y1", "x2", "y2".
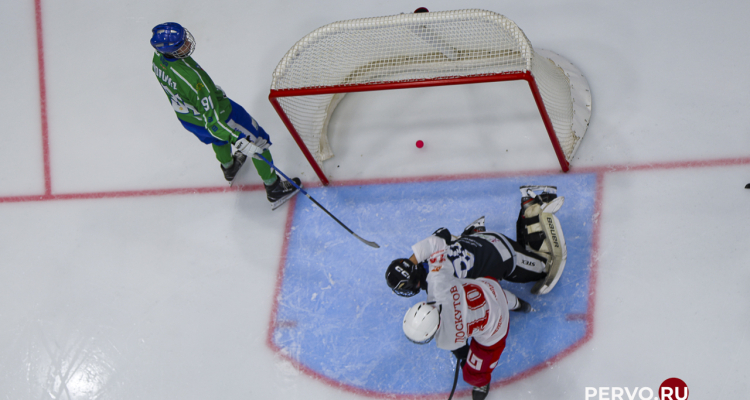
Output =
[{"x1": 201, "y1": 96, "x2": 214, "y2": 111}]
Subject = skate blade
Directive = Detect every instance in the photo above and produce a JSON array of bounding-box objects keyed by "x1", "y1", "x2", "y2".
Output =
[
  {"x1": 227, "y1": 156, "x2": 249, "y2": 187},
  {"x1": 462, "y1": 216, "x2": 486, "y2": 236},
  {"x1": 466, "y1": 216, "x2": 485, "y2": 227},
  {"x1": 520, "y1": 185, "x2": 557, "y2": 193},
  {"x1": 270, "y1": 187, "x2": 301, "y2": 210}
]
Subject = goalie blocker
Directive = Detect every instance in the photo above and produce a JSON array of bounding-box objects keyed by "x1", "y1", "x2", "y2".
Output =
[{"x1": 519, "y1": 186, "x2": 567, "y2": 295}]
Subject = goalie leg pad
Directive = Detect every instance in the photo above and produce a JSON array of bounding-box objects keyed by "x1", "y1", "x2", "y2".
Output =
[
  {"x1": 531, "y1": 212, "x2": 567, "y2": 295},
  {"x1": 521, "y1": 194, "x2": 565, "y2": 245},
  {"x1": 521, "y1": 202, "x2": 546, "y2": 251},
  {"x1": 541, "y1": 196, "x2": 565, "y2": 214}
]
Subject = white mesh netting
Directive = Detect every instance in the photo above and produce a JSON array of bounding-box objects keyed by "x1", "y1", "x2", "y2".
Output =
[{"x1": 270, "y1": 9, "x2": 588, "y2": 173}]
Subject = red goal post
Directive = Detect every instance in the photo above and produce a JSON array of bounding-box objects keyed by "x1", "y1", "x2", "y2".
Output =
[{"x1": 269, "y1": 9, "x2": 592, "y2": 185}]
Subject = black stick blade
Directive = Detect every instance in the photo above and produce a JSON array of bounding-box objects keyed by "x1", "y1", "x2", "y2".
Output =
[{"x1": 353, "y1": 233, "x2": 380, "y2": 248}]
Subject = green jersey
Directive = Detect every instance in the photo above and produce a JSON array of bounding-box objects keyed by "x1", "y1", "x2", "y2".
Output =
[{"x1": 152, "y1": 52, "x2": 239, "y2": 144}]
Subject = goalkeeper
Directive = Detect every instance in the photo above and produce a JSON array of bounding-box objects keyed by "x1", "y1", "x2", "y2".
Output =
[{"x1": 150, "y1": 22, "x2": 299, "y2": 206}]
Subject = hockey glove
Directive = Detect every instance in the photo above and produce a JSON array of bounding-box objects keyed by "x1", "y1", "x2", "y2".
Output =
[
  {"x1": 235, "y1": 137, "x2": 270, "y2": 157},
  {"x1": 215, "y1": 85, "x2": 227, "y2": 100}
]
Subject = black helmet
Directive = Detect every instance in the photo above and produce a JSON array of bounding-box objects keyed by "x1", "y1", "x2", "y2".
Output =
[{"x1": 386, "y1": 258, "x2": 421, "y2": 297}]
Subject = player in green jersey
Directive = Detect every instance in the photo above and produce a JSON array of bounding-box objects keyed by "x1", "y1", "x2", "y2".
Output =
[{"x1": 150, "y1": 22, "x2": 300, "y2": 207}]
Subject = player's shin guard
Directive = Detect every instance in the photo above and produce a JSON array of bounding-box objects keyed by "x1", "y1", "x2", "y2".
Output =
[
  {"x1": 529, "y1": 212, "x2": 567, "y2": 294},
  {"x1": 520, "y1": 193, "x2": 567, "y2": 295}
]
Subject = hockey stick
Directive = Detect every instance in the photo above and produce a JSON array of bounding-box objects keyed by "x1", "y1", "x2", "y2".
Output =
[
  {"x1": 254, "y1": 153, "x2": 380, "y2": 248},
  {"x1": 447, "y1": 357, "x2": 461, "y2": 400}
]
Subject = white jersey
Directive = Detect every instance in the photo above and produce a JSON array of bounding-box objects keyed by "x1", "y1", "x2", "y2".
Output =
[
  {"x1": 411, "y1": 229, "x2": 517, "y2": 281},
  {"x1": 424, "y1": 251, "x2": 513, "y2": 351}
]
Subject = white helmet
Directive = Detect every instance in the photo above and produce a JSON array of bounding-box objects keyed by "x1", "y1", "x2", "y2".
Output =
[{"x1": 403, "y1": 302, "x2": 440, "y2": 344}]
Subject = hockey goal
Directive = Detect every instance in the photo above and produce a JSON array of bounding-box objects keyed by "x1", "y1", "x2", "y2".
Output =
[{"x1": 269, "y1": 9, "x2": 592, "y2": 185}]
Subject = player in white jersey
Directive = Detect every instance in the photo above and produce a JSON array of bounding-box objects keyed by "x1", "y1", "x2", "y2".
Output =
[{"x1": 402, "y1": 255, "x2": 524, "y2": 400}]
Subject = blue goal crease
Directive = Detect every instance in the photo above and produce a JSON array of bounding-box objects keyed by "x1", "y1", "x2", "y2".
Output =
[{"x1": 271, "y1": 173, "x2": 598, "y2": 395}]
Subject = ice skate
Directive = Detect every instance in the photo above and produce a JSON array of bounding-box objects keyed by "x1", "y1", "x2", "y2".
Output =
[
  {"x1": 472, "y1": 384, "x2": 490, "y2": 400},
  {"x1": 222, "y1": 151, "x2": 247, "y2": 186},
  {"x1": 511, "y1": 297, "x2": 534, "y2": 313},
  {"x1": 266, "y1": 177, "x2": 302, "y2": 210},
  {"x1": 520, "y1": 185, "x2": 557, "y2": 203},
  {"x1": 520, "y1": 185, "x2": 565, "y2": 212},
  {"x1": 462, "y1": 216, "x2": 486, "y2": 236}
]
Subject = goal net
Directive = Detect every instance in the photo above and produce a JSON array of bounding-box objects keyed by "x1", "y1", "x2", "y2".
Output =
[{"x1": 269, "y1": 9, "x2": 592, "y2": 185}]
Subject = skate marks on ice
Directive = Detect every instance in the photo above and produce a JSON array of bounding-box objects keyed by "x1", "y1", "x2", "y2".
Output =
[
  {"x1": 0, "y1": 316, "x2": 120, "y2": 398},
  {"x1": 268, "y1": 173, "x2": 599, "y2": 397}
]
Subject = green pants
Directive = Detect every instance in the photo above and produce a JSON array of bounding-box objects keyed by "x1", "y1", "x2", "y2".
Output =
[{"x1": 213, "y1": 143, "x2": 277, "y2": 183}]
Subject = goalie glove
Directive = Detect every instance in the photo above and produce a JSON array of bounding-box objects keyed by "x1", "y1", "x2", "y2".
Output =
[{"x1": 235, "y1": 136, "x2": 270, "y2": 157}]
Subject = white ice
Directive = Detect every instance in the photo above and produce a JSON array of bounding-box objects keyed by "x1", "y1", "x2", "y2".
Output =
[{"x1": 1, "y1": 0, "x2": 749, "y2": 399}]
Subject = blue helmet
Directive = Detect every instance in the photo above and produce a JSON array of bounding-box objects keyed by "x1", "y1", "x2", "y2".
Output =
[{"x1": 150, "y1": 22, "x2": 195, "y2": 58}]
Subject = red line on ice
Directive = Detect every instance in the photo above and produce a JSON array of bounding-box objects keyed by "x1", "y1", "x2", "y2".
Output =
[
  {"x1": 2, "y1": 157, "x2": 748, "y2": 203},
  {"x1": 0, "y1": 184, "x2": 266, "y2": 204},
  {"x1": 262, "y1": 171, "x2": 607, "y2": 399},
  {"x1": 15, "y1": 0, "x2": 750, "y2": 205},
  {"x1": 35, "y1": 0, "x2": 51, "y2": 195}
]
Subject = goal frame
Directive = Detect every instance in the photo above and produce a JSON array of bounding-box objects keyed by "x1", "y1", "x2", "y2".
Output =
[{"x1": 268, "y1": 10, "x2": 591, "y2": 186}]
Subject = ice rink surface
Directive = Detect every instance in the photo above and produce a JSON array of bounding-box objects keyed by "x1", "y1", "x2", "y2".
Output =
[{"x1": 1, "y1": 0, "x2": 749, "y2": 399}]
